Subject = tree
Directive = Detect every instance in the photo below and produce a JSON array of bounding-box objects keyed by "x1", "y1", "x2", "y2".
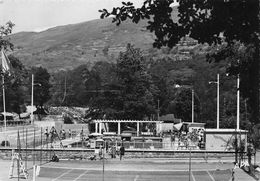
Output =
[
  {"x1": 49, "y1": 70, "x2": 68, "y2": 106},
  {"x1": 65, "y1": 65, "x2": 90, "y2": 106},
  {"x1": 6, "y1": 55, "x2": 28, "y2": 116},
  {"x1": 148, "y1": 58, "x2": 170, "y2": 115},
  {"x1": 84, "y1": 61, "x2": 117, "y2": 109},
  {"x1": 49, "y1": 65, "x2": 90, "y2": 107},
  {"x1": 0, "y1": 21, "x2": 15, "y2": 50},
  {"x1": 168, "y1": 88, "x2": 200, "y2": 122},
  {"x1": 94, "y1": 44, "x2": 157, "y2": 121},
  {"x1": 31, "y1": 67, "x2": 51, "y2": 108},
  {"x1": 100, "y1": 0, "x2": 259, "y2": 125},
  {"x1": 0, "y1": 22, "x2": 28, "y2": 116},
  {"x1": 115, "y1": 44, "x2": 156, "y2": 120},
  {"x1": 0, "y1": 55, "x2": 28, "y2": 116}
]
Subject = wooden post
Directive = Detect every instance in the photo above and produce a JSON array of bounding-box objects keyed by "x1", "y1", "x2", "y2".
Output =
[
  {"x1": 118, "y1": 122, "x2": 121, "y2": 135},
  {"x1": 137, "y1": 122, "x2": 140, "y2": 137},
  {"x1": 95, "y1": 123, "x2": 98, "y2": 133},
  {"x1": 189, "y1": 148, "x2": 191, "y2": 181}
]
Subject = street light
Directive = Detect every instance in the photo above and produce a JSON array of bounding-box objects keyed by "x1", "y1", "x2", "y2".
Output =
[
  {"x1": 226, "y1": 71, "x2": 240, "y2": 130},
  {"x1": 236, "y1": 74, "x2": 240, "y2": 130},
  {"x1": 209, "y1": 74, "x2": 220, "y2": 129},
  {"x1": 31, "y1": 74, "x2": 41, "y2": 125},
  {"x1": 226, "y1": 69, "x2": 240, "y2": 164},
  {"x1": 174, "y1": 84, "x2": 194, "y2": 123}
]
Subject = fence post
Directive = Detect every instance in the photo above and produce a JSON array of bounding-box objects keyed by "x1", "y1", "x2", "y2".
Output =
[
  {"x1": 46, "y1": 129, "x2": 48, "y2": 162},
  {"x1": 23, "y1": 126, "x2": 24, "y2": 145},
  {"x1": 102, "y1": 143, "x2": 105, "y2": 181},
  {"x1": 33, "y1": 127, "x2": 35, "y2": 165},
  {"x1": 25, "y1": 128, "x2": 28, "y2": 170},
  {"x1": 189, "y1": 148, "x2": 191, "y2": 181},
  {"x1": 17, "y1": 130, "x2": 20, "y2": 181},
  {"x1": 32, "y1": 165, "x2": 36, "y2": 181},
  {"x1": 40, "y1": 127, "x2": 42, "y2": 165}
]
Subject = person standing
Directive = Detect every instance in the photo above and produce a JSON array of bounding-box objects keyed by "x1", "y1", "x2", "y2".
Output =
[
  {"x1": 99, "y1": 146, "x2": 103, "y2": 160},
  {"x1": 59, "y1": 130, "x2": 62, "y2": 139},
  {"x1": 44, "y1": 128, "x2": 49, "y2": 140},
  {"x1": 80, "y1": 129, "x2": 84, "y2": 141},
  {"x1": 68, "y1": 129, "x2": 72, "y2": 138},
  {"x1": 50, "y1": 126, "x2": 55, "y2": 143},
  {"x1": 62, "y1": 129, "x2": 66, "y2": 139},
  {"x1": 112, "y1": 145, "x2": 116, "y2": 158},
  {"x1": 119, "y1": 144, "x2": 125, "y2": 160}
]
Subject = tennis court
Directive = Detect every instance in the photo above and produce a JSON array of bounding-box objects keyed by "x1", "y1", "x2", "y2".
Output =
[{"x1": 35, "y1": 159, "x2": 234, "y2": 181}]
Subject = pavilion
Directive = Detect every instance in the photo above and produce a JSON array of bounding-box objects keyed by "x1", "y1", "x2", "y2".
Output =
[
  {"x1": 92, "y1": 119, "x2": 161, "y2": 137},
  {"x1": 92, "y1": 114, "x2": 182, "y2": 137}
]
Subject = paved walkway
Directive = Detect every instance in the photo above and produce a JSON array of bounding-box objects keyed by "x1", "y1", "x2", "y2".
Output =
[
  {"x1": 232, "y1": 150, "x2": 260, "y2": 181},
  {"x1": 234, "y1": 168, "x2": 258, "y2": 181}
]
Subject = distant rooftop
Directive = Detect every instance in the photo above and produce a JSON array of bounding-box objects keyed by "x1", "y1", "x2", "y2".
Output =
[{"x1": 159, "y1": 114, "x2": 181, "y2": 123}]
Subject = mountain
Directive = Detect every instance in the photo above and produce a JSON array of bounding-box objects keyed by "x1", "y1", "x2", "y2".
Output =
[
  {"x1": 9, "y1": 7, "x2": 182, "y2": 72},
  {"x1": 10, "y1": 18, "x2": 155, "y2": 72}
]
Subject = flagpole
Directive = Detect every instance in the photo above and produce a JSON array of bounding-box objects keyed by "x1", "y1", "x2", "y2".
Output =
[
  {"x1": 1, "y1": 48, "x2": 11, "y2": 147},
  {"x1": 31, "y1": 74, "x2": 34, "y2": 125},
  {"x1": 2, "y1": 67, "x2": 7, "y2": 147}
]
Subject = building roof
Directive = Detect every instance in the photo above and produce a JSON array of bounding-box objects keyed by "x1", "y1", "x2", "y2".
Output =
[
  {"x1": 159, "y1": 114, "x2": 181, "y2": 123},
  {"x1": 92, "y1": 119, "x2": 160, "y2": 123},
  {"x1": 205, "y1": 128, "x2": 248, "y2": 133},
  {"x1": 182, "y1": 122, "x2": 206, "y2": 127}
]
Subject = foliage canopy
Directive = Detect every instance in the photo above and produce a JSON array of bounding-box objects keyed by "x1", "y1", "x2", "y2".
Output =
[{"x1": 100, "y1": 0, "x2": 259, "y2": 124}]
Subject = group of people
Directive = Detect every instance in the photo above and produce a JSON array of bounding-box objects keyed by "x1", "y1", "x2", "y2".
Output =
[
  {"x1": 44, "y1": 126, "x2": 72, "y2": 142},
  {"x1": 98, "y1": 144, "x2": 125, "y2": 160},
  {"x1": 59, "y1": 129, "x2": 70, "y2": 140}
]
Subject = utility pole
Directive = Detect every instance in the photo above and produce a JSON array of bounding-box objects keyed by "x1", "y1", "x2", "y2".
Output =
[
  {"x1": 31, "y1": 74, "x2": 34, "y2": 125},
  {"x1": 189, "y1": 148, "x2": 192, "y2": 181},
  {"x1": 217, "y1": 74, "x2": 220, "y2": 129},
  {"x1": 192, "y1": 89, "x2": 194, "y2": 123},
  {"x1": 235, "y1": 66, "x2": 240, "y2": 165},
  {"x1": 237, "y1": 74, "x2": 240, "y2": 130},
  {"x1": 209, "y1": 74, "x2": 220, "y2": 129}
]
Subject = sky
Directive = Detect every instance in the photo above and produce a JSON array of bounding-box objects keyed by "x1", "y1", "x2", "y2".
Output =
[{"x1": 0, "y1": 0, "x2": 145, "y2": 33}]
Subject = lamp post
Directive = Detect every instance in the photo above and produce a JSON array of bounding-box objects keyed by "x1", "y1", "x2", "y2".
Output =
[
  {"x1": 209, "y1": 74, "x2": 220, "y2": 129},
  {"x1": 236, "y1": 74, "x2": 240, "y2": 130},
  {"x1": 31, "y1": 74, "x2": 41, "y2": 125},
  {"x1": 175, "y1": 84, "x2": 195, "y2": 123},
  {"x1": 31, "y1": 74, "x2": 34, "y2": 125},
  {"x1": 226, "y1": 68, "x2": 240, "y2": 164}
]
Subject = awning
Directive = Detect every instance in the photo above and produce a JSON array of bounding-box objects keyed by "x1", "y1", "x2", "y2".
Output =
[
  {"x1": 0, "y1": 112, "x2": 15, "y2": 120},
  {"x1": 0, "y1": 112, "x2": 14, "y2": 117},
  {"x1": 173, "y1": 123, "x2": 183, "y2": 131},
  {"x1": 20, "y1": 112, "x2": 30, "y2": 119}
]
